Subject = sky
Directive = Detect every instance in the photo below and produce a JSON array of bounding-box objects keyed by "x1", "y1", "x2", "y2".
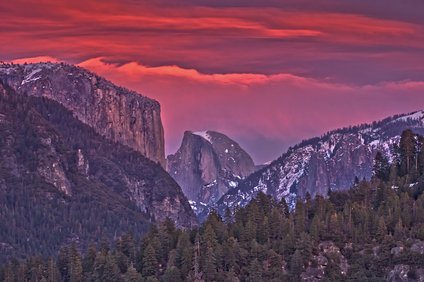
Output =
[{"x1": 1, "y1": 0, "x2": 424, "y2": 163}]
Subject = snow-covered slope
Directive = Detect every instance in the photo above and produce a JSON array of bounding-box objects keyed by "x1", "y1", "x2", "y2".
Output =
[{"x1": 217, "y1": 110, "x2": 424, "y2": 211}]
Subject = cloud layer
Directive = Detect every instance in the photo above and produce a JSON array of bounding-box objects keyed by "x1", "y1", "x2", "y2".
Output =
[
  {"x1": 2, "y1": 0, "x2": 424, "y2": 163},
  {"x1": 77, "y1": 58, "x2": 424, "y2": 163}
]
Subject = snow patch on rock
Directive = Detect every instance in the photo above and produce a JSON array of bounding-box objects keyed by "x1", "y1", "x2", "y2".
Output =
[
  {"x1": 192, "y1": 131, "x2": 213, "y2": 143},
  {"x1": 21, "y1": 69, "x2": 42, "y2": 85}
]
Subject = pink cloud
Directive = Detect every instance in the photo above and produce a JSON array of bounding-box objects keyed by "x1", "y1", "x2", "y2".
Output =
[
  {"x1": 79, "y1": 57, "x2": 351, "y2": 89},
  {"x1": 2, "y1": 0, "x2": 424, "y2": 162},
  {"x1": 74, "y1": 57, "x2": 424, "y2": 163},
  {"x1": 10, "y1": 56, "x2": 60, "y2": 64}
]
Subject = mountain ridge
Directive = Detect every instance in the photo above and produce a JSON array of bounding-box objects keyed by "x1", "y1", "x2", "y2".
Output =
[
  {"x1": 0, "y1": 74, "x2": 196, "y2": 262},
  {"x1": 0, "y1": 62, "x2": 166, "y2": 166},
  {"x1": 217, "y1": 109, "x2": 424, "y2": 212}
]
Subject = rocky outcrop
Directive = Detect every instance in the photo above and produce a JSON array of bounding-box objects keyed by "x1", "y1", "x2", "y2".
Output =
[
  {"x1": 0, "y1": 62, "x2": 165, "y2": 166},
  {"x1": 318, "y1": 242, "x2": 348, "y2": 276},
  {"x1": 300, "y1": 241, "x2": 348, "y2": 281},
  {"x1": 387, "y1": 265, "x2": 424, "y2": 282},
  {"x1": 218, "y1": 110, "x2": 424, "y2": 211},
  {"x1": 36, "y1": 136, "x2": 72, "y2": 196},
  {"x1": 167, "y1": 131, "x2": 255, "y2": 214},
  {"x1": 411, "y1": 240, "x2": 424, "y2": 255}
]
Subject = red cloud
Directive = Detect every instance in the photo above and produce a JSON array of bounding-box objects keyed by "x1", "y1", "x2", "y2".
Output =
[
  {"x1": 11, "y1": 56, "x2": 60, "y2": 64},
  {"x1": 8, "y1": 54, "x2": 424, "y2": 163},
  {"x1": 2, "y1": 1, "x2": 424, "y2": 162},
  {"x1": 75, "y1": 57, "x2": 424, "y2": 163},
  {"x1": 79, "y1": 57, "x2": 333, "y2": 87}
]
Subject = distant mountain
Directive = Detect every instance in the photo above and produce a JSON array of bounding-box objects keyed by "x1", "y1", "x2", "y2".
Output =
[
  {"x1": 0, "y1": 62, "x2": 165, "y2": 166},
  {"x1": 217, "y1": 110, "x2": 424, "y2": 212},
  {"x1": 0, "y1": 74, "x2": 196, "y2": 262},
  {"x1": 167, "y1": 130, "x2": 255, "y2": 216}
]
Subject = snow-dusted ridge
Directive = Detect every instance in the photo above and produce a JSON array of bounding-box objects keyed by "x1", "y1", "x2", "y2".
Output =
[{"x1": 217, "y1": 109, "x2": 424, "y2": 213}]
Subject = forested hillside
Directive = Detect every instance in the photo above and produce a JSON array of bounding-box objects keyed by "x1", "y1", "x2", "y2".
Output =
[
  {"x1": 0, "y1": 83, "x2": 195, "y2": 264},
  {"x1": 1, "y1": 130, "x2": 424, "y2": 281}
]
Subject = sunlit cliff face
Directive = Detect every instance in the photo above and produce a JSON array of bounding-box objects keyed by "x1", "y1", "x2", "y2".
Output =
[{"x1": 2, "y1": 0, "x2": 424, "y2": 163}]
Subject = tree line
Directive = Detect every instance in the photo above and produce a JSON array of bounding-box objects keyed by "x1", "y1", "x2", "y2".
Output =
[{"x1": 1, "y1": 129, "x2": 424, "y2": 281}]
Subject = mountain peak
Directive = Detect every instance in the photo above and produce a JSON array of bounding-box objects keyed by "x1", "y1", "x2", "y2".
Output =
[
  {"x1": 0, "y1": 62, "x2": 165, "y2": 166},
  {"x1": 167, "y1": 130, "x2": 255, "y2": 217}
]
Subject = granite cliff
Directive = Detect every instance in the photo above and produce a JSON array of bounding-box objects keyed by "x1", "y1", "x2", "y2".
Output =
[
  {"x1": 167, "y1": 130, "x2": 255, "y2": 215},
  {"x1": 0, "y1": 70, "x2": 197, "y2": 262},
  {"x1": 0, "y1": 62, "x2": 165, "y2": 166}
]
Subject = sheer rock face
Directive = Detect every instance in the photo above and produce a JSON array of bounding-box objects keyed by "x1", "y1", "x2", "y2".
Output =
[
  {"x1": 0, "y1": 62, "x2": 165, "y2": 166},
  {"x1": 167, "y1": 131, "x2": 255, "y2": 210},
  {"x1": 0, "y1": 83, "x2": 197, "y2": 261},
  {"x1": 0, "y1": 75, "x2": 196, "y2": 229},
  {"x1": 218, "y1": 110, "x2": 424, "y2": 212}
]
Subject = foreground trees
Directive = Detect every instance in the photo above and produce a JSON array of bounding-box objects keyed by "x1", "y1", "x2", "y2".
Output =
[{"x1": 2, "y1": 130, "x2": 424, "y2": 281}]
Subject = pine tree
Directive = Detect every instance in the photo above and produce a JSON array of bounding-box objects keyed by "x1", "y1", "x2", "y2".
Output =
[
  {"x1": 202, "y1": 247, "x2": 216, "y2": 281},
  {"x1": 83, "y1": 242, "x2": 97, "y2": 274},
  {"x1": 399, "y1": 129, "x2": 417, "y2": 177},
  {"x1": 222, "y1": 237, "x2": 237, "y2": 271},
  {"x1": 394, "y1": 219, "x2": 404, "y2": 241},
  {"x1": 268, "y1": 208, "x2": 284, "y2": 240},
  {"x1": 92, "y1": 251, "x2": 107, "y2": 282},
  {"x1": 176, "y1": 232, "x2": 193, "y2": 278},
  {"x1": 57, "y1": 246, "x2": 70, "y2": 282},
  {"x1": 162, "y1": 266, "x2": 182, "y2": 282},
  {"x1": 142, "y1": 244, "x2": 158, "y2": 278},
  {"x1": 290, "y1": 250, "x2": 304, "y2": 278},
  {"x1": 418, "y1": 136, "x2": 424, "y2": 175},
  {"x1": 295, "y1": 232, "x2": 313, "y2": 263},
  {"x1": 2, "y1": 264, "x2": 14, "y2": 282},
  {"x1": 294, "y1": 200, "x2": 306, "y2": 234},
  {"x1": 47, "y1": 257, "x2": 59, "y2": 282},
  {"x1": 193, "y1": 234, "x2": 204, "y2": 282},
  {"x1": 389, "y1": 163, "x2": 399, "y2": 184},
  {"x1": 103, "y1": 253, "x2": 121, "y2": 282},
  {"x1": 265, "y1": 249, "x2": 284, "y2": 279},
  {"x1": 377, "y1": 217, "x2": 387, "y2": 240},
  {"x1": 373, "y1": 151, "x2": 390, "y2": 181},
  {"x1": 203, "y1": 224, "x2": 218, "y2": 250},
  {"x1": 257, "y1": 216, "x2": 269, "y2": 244},
  {"x1": 125, "y1": 264, "x2": 143, "y2": 282},
  {"x1": 69, "y1": 244, "x2": 83, "y2": 282},
  {"x1": 279, "y1": 198, "x2": 290, "y2": 218},
  {"x1": 226, "y1": 267, "x2": 240, "y2": 282},
  {"x1": 310, "y1": 215, "x2": 320, "y2": 242},
  {"x1": 91, "y1": 251, "x2": 120, "y2": 282},
  {"x1": 100, "y1": 238, "x2": 110, "y2": 256},
  {"x1": 282, "y1": 218, "x2": 296, "y2": 256},
  {"x1": 247, "y1": 259, "x2": 262, "y2": 282},
  {"x1": 118, "y1": 233, "x2": 136, "y2": 261},
  {"x1": 115, "y1": 250, "x2": 129, "y2": 273}
]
